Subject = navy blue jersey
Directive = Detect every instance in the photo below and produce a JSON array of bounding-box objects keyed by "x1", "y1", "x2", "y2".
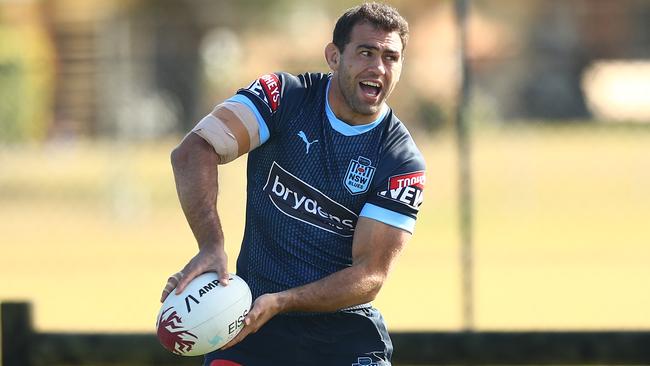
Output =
[{"x1": 226, "y1": 72, "x2": 425, "y2": 300}]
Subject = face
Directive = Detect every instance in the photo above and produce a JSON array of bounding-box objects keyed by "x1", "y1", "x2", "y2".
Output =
[{"x1": 328, "y1": 22, "x2": 404, "y2": 123}]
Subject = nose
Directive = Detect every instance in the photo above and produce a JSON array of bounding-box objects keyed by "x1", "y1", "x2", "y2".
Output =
[{"x1": 367, "y1": 55, "x2": 386, "y2": 75}]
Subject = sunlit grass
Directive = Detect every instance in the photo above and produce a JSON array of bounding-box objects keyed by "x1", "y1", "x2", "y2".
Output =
[{"x1": 1, "y1": 125, "x2": 649, "y2": 332}]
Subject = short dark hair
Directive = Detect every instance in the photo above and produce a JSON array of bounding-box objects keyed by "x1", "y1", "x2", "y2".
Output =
[{"x1": 333, "y1": 2, "x2": 409, "y2": 52}]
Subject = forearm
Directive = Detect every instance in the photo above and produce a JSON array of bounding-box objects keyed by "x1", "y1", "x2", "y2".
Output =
[
  {"x1": 171, "y1": 134, "x2": 225, "y2": 252},
  {"x1": 276, "y1": 263, "x2": 385, "y2": 313},
  {"x1": 274, "y1": 218, "x2": 409, "y2": 314}
]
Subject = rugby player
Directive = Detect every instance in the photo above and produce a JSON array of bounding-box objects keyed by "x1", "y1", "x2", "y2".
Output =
[{"x1": 162, "y1": 3, "x2": 426, "y2": 365}]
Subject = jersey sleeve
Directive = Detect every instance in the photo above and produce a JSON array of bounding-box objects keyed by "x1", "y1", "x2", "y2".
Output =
[
  {"x1": 360, "y1": 139, "x2": 426, "y2": 234},
  {"x1": 230, "y1": 72, "x2": 307, "y2": 145}
]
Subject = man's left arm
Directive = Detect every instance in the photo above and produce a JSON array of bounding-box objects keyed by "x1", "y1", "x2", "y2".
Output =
[{"x1": 221, "y1": 217, "x2": 410, "y2": 349}]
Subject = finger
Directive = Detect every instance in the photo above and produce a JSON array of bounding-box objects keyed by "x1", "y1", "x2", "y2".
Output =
[
  {"x1": 221, "y1": 312, "x2": 256, "y2": 350},
  {"x1": 221, "y1": 326, "x2": 251, "y2": 350},
  {"x1": 160, "y1": 287, "x2": 171, "y2": 303},
  {"x1": 218, "y1": 270, "x2": 230, "y2": 286},
  {"x1": 160, "y1": 272, "x2": 183, "y2": 302},
  {"x1": 176, "y1": 265, "x2": 201, "y2": 294}
]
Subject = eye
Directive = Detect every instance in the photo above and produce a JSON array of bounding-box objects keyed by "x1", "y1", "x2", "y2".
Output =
[
  {"x1": 360, "y1": 50, "x2": 372, "y2": 57},
  {"x1": 384, "y1": 54, "x2": 399, "y2": 62}
]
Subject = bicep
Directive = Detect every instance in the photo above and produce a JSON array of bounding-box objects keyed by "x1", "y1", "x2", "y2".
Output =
[
  {"x1": 190, "y1": 100, "x2": 262, "y2": 164},
  {"x1": 351, "y1": 217, "x2": 411, "y2": 275}
]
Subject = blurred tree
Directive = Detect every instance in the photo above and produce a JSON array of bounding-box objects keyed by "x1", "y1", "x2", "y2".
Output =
[
  {"x1": 127, "y1": 0, "x2": 299, "y2": 132},
  {"x1": 142, "y1": 0, "x2": 202, "y2": 132},
  {"x1": 470, "y1": 0, "x2": 650, "y2": 123},
  {"x1": 0, "y1": 3, "x2": 55, "y2": 142},
  {"x1": 416, "y1": 98, "x2": 448, "y2": 134},
  {"x1": 517, "y1": 0, "x2": 590, "y2": 120}
]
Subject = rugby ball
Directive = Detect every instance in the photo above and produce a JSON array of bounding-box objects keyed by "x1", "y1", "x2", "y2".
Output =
[{"x1": 156, "y1": 273, "x2": 252, "y2": 356}]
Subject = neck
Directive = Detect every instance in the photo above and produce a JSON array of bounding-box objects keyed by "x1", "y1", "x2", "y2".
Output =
[{"x1": 328, "y1": 77, "x2": 383, "y2": 126}]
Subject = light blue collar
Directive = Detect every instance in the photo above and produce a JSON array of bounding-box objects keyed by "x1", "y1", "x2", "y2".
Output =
[{"x1": 325, "y1": 78, "x2": 388, "y2": 136}]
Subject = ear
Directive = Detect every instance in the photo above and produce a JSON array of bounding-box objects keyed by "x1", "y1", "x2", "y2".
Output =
[{"x1": 324, "y1": 43, "x2": 340, "y2": 72}]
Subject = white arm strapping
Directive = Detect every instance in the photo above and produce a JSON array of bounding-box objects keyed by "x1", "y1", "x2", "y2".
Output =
[
  {"x1": 191, "y1": 114, "x2": 238, "y2": 163},
  {"x1": 190, "y1": 101, "x2": 261, "y2": 164}
]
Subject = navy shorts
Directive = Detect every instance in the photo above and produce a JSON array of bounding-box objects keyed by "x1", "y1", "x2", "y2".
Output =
[{"x1": 203, "y1": 307, "x2": 393, "y2": 366}]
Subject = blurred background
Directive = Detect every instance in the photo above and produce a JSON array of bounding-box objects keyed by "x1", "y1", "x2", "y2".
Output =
[{"x1": 1, "y1": 0, "x2": 650, "y2": 337}]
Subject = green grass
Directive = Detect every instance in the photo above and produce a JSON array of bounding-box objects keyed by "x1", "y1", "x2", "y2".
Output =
[{"x1": 1, "y1": 125, "x2": 650, "y2": 333}]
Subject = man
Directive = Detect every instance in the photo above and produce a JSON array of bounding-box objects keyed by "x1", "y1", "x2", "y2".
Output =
[{"x1": 161, "y1": 3, "x2": 425, "y2": 365}]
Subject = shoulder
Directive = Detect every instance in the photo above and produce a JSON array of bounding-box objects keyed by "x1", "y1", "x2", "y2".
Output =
[
  {"x1": 278, "y1": 72, "x2": 330, "y2": 102},
  {"x1": 276, "y1": 71, "x2": 329, "y2": 87},
  {"x1": 364, "y1": 113, "x2": 426, "y2": 222},
  {"x1": 380, "y1": 111, "x2": 426, "y2": 171},
  {"x1": 237, "y1": 72, "x2": 329, "y2": 115}
]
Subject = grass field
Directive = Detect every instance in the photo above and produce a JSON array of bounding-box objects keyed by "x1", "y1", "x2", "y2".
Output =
[{"x1": 1, "y1": 124, "x2": 649, "y2": 333}]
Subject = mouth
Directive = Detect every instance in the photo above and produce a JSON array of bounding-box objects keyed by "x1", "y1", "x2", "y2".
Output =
[{"x1": 359, "y1": 80, "x2": 383, "y2": 101}]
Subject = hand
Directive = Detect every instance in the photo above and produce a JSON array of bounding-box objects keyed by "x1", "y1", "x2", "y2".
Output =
[
  {"x1": 220, "y1": 293, "x2": 282, "y2": 350},
  {"x1": 160, "y1": 249, "x2": 228, "y2": 302}
]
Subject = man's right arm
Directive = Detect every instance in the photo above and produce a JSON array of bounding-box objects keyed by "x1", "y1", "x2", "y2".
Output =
[
  {"x1": 161, "y1": 133, "x2": 229, "y2": 302},
  {"x1": 161, "y1": 99, "x2": 264, "y2": 302}
]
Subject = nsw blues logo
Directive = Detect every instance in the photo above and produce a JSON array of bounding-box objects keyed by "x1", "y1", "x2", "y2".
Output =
[{"x1": 344, "y1": 156, "x2": 376, "y2": 195}]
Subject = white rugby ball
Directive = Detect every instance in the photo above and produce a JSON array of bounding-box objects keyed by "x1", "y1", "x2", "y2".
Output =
[{"x1": 156, "y1": 272, "x2": 252, "y2": 356}]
